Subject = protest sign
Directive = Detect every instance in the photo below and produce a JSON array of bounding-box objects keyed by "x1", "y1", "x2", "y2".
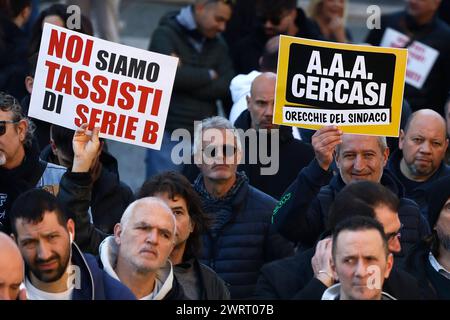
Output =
[
  {"x1": 29, "y1": 23, "x2": 178, "y2": 149},
  {"x1": 274, "y1": 36, "x2": 407, "y2": 137},
  {"x1": 380, "y1": 27, "x2": 439, "y2": 90}
]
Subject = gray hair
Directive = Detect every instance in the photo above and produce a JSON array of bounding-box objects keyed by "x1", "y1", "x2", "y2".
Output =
[
  {"x1": 120, "y1": 197, "x2": 176, "y2": 237},
  {"x1": 335, "y1": 135, "x2": 387, "y2": 155},
  {"x1": 0, "y1": 92, "x2": 35, "y2": 148},
  {"x1": 193, "y1": 116, "x2": 242, "y2": 157}
]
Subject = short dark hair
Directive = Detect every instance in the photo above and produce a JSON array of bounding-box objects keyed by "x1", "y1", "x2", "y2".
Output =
[
  {"x1": 0, "y1": 91, "x2": 35, "y2": 147},
  {"x1": 10, "y1": 189, "x2": 69, "y2": 238},
  {"x1": 332, "y1": 216, "x2": 389, "y2": 259},
  {"x1": 327, "y1": 181, "x2": 399, "y2": 231},
  {"x1": 27, "y1": 52, "x2": 38, "y2": 78},
  {"x1": 137, "y1": 171, "x2": 209, "y2": 258}
]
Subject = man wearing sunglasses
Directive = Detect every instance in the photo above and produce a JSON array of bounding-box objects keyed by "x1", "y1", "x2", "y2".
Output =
[
  {"x1": 145, "y1": 0, "x2": 235, "y2": 179},
  {"x1": 0, "y1": 92, "x2": 66, "y2": 234},
  {"x1": 192, "y1": 116, "x2": 294, "y2": 299},
  {"x1": 231, "y1": 0, "x2": 321, "y2": 74}
]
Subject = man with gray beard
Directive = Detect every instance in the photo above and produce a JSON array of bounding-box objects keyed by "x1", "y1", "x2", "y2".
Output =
[{"x1": 404, "y1": 175, "x2": 450, "y2": 299}]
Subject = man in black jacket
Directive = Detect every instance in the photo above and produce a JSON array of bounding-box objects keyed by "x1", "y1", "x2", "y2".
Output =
[
  {"x1": 231, "y1": 0, "x2": 321, "y2": 74},
  {"x1": 42, "y1": 124, "x2": 134, "y2": 234},
  {"x1": 10, "y1": 189, "x2": 136, "y2": 300},
  {"x1": 272, "y1": 126, "x2": 430, "y2": 261},
  {"x1": 365, "y1": 0, "x2": 450, "y2": 115},
  {"x1": 255, "y1": 181, "x2": 422, "y2": 300},
  {"x1": 145, "y1": 0, "x2": 235, "y2": 178},
  {"x1": 0, "y1": 92, "x2": 66, "y2": 234},
  {"x1": 404, "y1": 175, "x2": 450, "y2": 299},
  {"x1": 193, "y1": 116, "x2": 294, "y2": 299},
  {"x1": 387, "y1": 109, "x2": 450, "y2": 217},
  {"x1": 234, "y1": 72, "x2": 314, "y2": 199}
]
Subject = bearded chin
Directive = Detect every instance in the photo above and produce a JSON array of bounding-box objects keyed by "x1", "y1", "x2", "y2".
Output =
[{"x1": 436, "y1": 228, "x2": 450, "y2": 251}]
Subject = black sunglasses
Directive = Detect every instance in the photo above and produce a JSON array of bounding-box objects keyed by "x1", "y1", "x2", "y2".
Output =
[
  {"x1": 0, "y1": 120, "x2": 19, "y2": 136},
  {"x1": 203, "y1": 144, "x2": 237, "y2": 158}
]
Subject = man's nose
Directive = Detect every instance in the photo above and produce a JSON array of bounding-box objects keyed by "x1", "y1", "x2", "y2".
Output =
[
  {"x1": 146, "y1": 229, "x2": 158, "y2": 244},
  {"x1": 264, "y1": 102, "x2": 275, "y2": 117},
  {"x1": 419, "y1": 141, "x2": 432, "y2": 154},
  {"x1": 37, "y1": 242, "x2": 53, "y2": 261},
  {"x1": 354, "y1": 260, "x2": 368, "y2": 278},
  {"x1": 353, "y1": 155, "x2": 366, "y2": 171}
]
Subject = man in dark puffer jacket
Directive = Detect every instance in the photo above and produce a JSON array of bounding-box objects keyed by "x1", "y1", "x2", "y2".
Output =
[{"x1": 193, "y1": 116, "x2": 294, "y2": 299}]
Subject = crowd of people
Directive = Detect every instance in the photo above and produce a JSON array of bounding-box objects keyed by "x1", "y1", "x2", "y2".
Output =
[{"x1": 0, "y1": 0, "x2": 450, "y2": 300}]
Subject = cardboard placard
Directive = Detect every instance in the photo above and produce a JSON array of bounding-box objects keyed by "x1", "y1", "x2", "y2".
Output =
[
  {"x1": 29, "y1": 23, "x2": 178, "y2": 149},
  {"x1": 274, "y1": 36, "x2": 408, "y2": 137}
]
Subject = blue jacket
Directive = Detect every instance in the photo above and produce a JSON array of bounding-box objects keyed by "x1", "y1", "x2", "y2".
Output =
[
  {"x1": 387, "y1": 149, "x2": 450, "y2": 218},
  {"x1": 71, "y1": 242, "x2": 136, "y2": 300},
  {"x1": 272, "y1": 159, "x2": 430, "y2": 263},
  {"x1": 195, "y1": 175, "x2": 294, "y2": 299}
]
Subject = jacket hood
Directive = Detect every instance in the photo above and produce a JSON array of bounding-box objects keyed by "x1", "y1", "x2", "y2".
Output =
[
  {"x1": 230, "y1": 71, "x2": 261, "y2": 104},
  {"x1": 321, "y1": 283, "x2": 397, "y2": 300},
  {"x1": 99, "y1": 236, "x2": 174, "y2": 300}
]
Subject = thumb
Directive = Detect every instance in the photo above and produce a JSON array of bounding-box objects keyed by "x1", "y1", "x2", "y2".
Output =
[{"x1": 91, "y1": 127, "x2": 100, "y2": 143}]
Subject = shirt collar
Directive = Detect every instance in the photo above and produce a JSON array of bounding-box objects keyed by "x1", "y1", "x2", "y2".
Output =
[{"x1": 429, "y1": 252, "x2": 450, "y2": 280}]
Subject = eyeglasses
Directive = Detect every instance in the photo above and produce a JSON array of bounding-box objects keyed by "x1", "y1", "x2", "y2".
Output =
[
  {"x1": 0, "y1": 120, "x2": 19, "y2": 136},
  {"x1": 203, "y1": 144, "x2": 237, "y2": 158},
  {"x1": 386, "y1": 224, "x2": 403, "y2": 243}
]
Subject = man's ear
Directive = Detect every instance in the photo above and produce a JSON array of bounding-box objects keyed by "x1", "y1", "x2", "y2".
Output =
[
  {"x1": 25, "y1": 76, "x2": 34, "y2": 94},
  {"x1": 333, "y1": 149, "x2": 340, "y2": 169},
  {"x1": 384, "y1": 253, "x2": 394, "y2": 279},
  {"x1": 66, "y1": 219, "x2": 75, "y2": 239},
  {"x1": 330, "y1": 258, "x2": 338, "y2": 281},
  {"x1": 16, "y1": 119, "x2": 28, "y2": 143},
  {"x1": 50, "y1": 140, "x2": 58, "y2": 155},
  {"x1": 382, "y1": 146, "x2": 390, "y2": 168},
  {"x1": 398, "y1": 129, "x2": 405, "y2": 150}
]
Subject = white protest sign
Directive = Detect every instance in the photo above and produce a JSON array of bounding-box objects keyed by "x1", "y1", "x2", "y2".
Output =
[
  {"x1": 29, "y1": 23, "x2": 178, "y2": 150},
  {"x1": 380, "y1": 27, "x2": 439, "y2": 90}
]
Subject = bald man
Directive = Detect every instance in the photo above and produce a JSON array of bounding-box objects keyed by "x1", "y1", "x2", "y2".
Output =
[
  {"x1": 387, "y1": 109, "x2": 450, "y2": 217},
  {"x1": 246, "y1": 72, "x2": 278, "y2": 130},
  {"x1": 98, "y1": 197, "x2": 185, "y2": 300},
  {"x1": 0, "y1": 232, "x2": 26, "y2": 300}
]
